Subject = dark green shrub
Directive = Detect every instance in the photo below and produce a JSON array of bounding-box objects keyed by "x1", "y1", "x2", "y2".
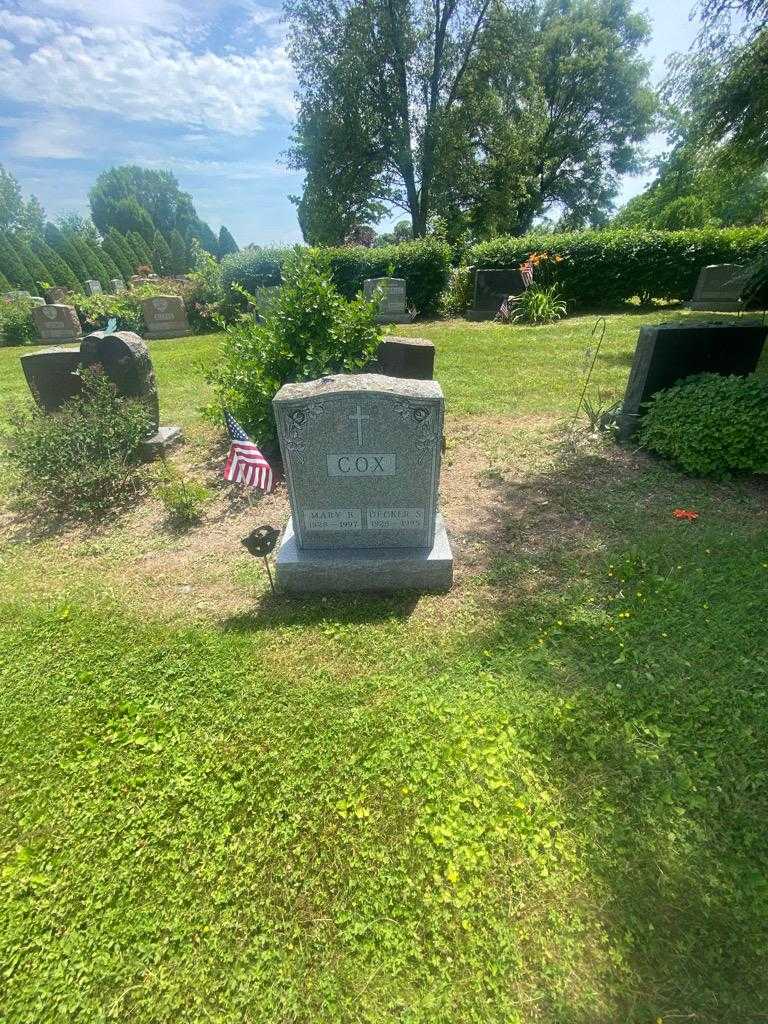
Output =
[
  {"x1": 0, "y1": 295, "x2": 36, "y2": 346},
  {"x1": 220, "y1": 246, "x2": 290, "y2": 306},
  {"x1": 7, "y1": 369, "x2": 152, "y2": 513},
  {"x1": 639, "y1": 373, "x2": 768, "y2": 477},
  {"x1": 74, "y1": 292, "x2": 145, "y2": 333},
  {"x1": 465, "y1": 228, "x2": 768, "y2": 309},
  {"x1": 208, "y1": 250, "x2": 380, "y2": 446}
]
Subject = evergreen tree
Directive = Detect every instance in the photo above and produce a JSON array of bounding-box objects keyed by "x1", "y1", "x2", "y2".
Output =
[
  {"x1": 30, "y1": 237, "x2": 80, "y2": 291},
  {"x1": 151, "y1": 231, "x2": 172, "y2": 275},
  {"x1": 72, "y1": 236, "x2": 110, "y2": 286},
  {"x1": 217, "y1": 225, "x2": 239, "y2": 257},
  {"x1": 0, "y1": 233, "x2": 37, "y2": 290},
  {"x1": 195, "y1": 220, "x2": 219, "y2": 256},
  {"x1": 111, "y1": 197, "x2": 156, "y2": 243},
  {"x1": 106, "y1": 229, "x2": 136, "y2": 279},
  {"x1": 14, "y1": 236, "x2": 53, "y2": 291},
  {"x1": 168, "y1": 229, "x2": 189, "y2": 273},
  {"x1": 0, "y1": 269, "x2": 10, "y2": 292},
  {"x1": 127, "y1": 231, "x2": 152, "y2": 266},
  {"x1": 44, "y1": 223, "x2": 89, "y2": 284},
  {"x1": 19, "y1": 195, "x2": 46, "y2": 237}
]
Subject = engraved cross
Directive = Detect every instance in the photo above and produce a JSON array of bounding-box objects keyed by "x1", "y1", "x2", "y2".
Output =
[{"x1": 348, "y1": 404, "x2": 370, "y2": 446}]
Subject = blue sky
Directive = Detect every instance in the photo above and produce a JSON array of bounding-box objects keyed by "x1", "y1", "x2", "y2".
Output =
[{"x1": 0, "y1": 0, "x2": 699, "y2": 246}]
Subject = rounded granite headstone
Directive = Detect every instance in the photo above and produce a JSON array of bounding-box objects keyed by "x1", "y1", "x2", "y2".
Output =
[
  {"x1": 20, "y1": 348, "x2": 83, "y2": 411},
  {"x1": 80, "y1": 330, "x2": 160, "y2": 432}
]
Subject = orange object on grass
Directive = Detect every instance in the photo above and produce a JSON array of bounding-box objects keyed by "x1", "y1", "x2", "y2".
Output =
[{"x1": 672, "y1": 508, "x2": 699, "y2": 521}]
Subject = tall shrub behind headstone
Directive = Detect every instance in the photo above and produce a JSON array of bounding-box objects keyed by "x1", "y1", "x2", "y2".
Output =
[
  {"x1": 103, "y1": 230, "x2": 133, "y2": 281},
  {"x1": 0, "y1": 233, "x2": 37, "y2": 291},
  {"x1": 30, "y1": 238, "x2": 80, "y2": 292},
  {"x1": 128, "y1": 231, "x2": 151, "y2": 266},
  {"x1": 168, "y1": 229, "x2": 189, "y2": 273},
  {"x1": 151, "y1": 231, "x2": 172, "y2": 275},
  {"x1": 72, "y1": 237, "x2": 109, "y2": 287},
  {"x1": 44, "y1": 223, "x2": 89, "y2": 286},
  {"x1": 14, "y1": 237, "x2": 53, "y2": 291}
]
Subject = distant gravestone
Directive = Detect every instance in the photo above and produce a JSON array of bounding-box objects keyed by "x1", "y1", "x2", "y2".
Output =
[
  {"x1": 84, "y1": 279, "x2": 102, "y2": 296},
  {"x1": 141, "y1": 295, "x2": 190, "y2": 339},
  {"x1": 689, "y1": 264, "x2": 753, "y2": 312},
  {"x1": 4, "y1": 290, "x2": 32, "y2": 302},
  {"x1": 20, "y1": 348, "x2": 83, "y2": 411},
  {"x1": 466, "y1": 268, "x2": 526, "y2": 320},
  {"x1": 618, "y1": 320, "x2": 768, "y2": 440},
  {"x1": 109, "y1": 278, "x2": 126, "y2": 294},
  {"x1": 273, "y1": 373, "x2": 453, "y2": 592},
  {"x1": 128, "y1": 275, "x2": 145, "y2": 288},
  {"x1": 31, "y1": 303, "x2": 82, "y2": 343},
  {"x1": 363, "y1": 277, "x2": 411, "y2": 324},
  {"x1": 29, "y1": 296, "x2": 46, "y2": 307},
  {"x1": 375, "y1": 336, "x2": 435, "y2": 380},
  {"x1": 44, "y1": 286, "x2": 68, "y2": 304}
]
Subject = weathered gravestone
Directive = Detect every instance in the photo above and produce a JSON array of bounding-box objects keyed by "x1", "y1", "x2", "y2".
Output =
[
  {"x1": 109, "y1": 278, "x2": 126, "y2": 294},
  {"x1": 363, "y1": 277, "x2": 411, "y2": 324},
  {"x1": 141, "y1": 295, "x2": 190, "y2": 339},
  {"x1": 3, "y1": 290, "x2": 31, "y2": 301},
  {"x1": 688, "y1": 264, "x2": 753, "y2": 312},
  {"x1": 273, "y1": 373, "x2": 453, "y2": 593},
  {"x1": 31, "y1": 303, "x2": 82, "y2": 343},
  {"x1": 20, "y1": 330, "x2": 183, "y2": 458},
  {"x1": 44, "y1": 286, "x2": 68, "y2": 304},
  {"x1": 466, "y1": 268, "x2": 527, "y2": 320},
  {"x1": 29, "y1": 296, "x2": 46, "y2": 307},
  {"x1": 84, "y1": 279, "x2": 102, "y2": 296},
  {"x1": 618, "y1": 320, "x2": 768, "y2": 440},
  {"x1": 374, "y1": 336, "x2": 435, "y2": 380}
]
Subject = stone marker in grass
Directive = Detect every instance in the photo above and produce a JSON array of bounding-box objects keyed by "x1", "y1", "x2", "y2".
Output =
[
  {"x1": 141, "y1": 295, "x2": 190, "y2": 339},
  {"x1": 688, "y1": 264, "x2": 753, "y2": 312},
  {"x1": 618, "y1": 320, "x2": 768, "y2": 440},
  {"x1": 109, "y1": 277, "x2": 126, "y2": 293},
  {"x1": 363, "y1": 277, "x2": 411, "y2": 324},
  {"x1": 31, "y1": 303, "x2": 82, "y2": 343},
  {"x1": 375, "y1": 336, "x2": 435, "y2": 380},
  {"x1": 466, "y1": 268, "x2": 526, "y2": 320},
  {"x1": 84, "y1": 279, "x2": 102, "y2": 295},
  {"x1": 273, "y1": 373, "x2": 453, "y2": 593}
]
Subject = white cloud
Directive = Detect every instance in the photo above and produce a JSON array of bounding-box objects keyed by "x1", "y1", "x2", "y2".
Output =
[
  {"x1": 7, "y1": 111, "x2": 86, "y2": 159},
  {"x1": 0, "y1": 13, "x2": 59, "y2": 44},
  {"x1": 0, "y1": 8, "x2": 295, "y2": 134}
]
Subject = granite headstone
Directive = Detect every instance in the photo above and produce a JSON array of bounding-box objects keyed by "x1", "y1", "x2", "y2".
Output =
[
  {"x1": 618, "y1": 320, "x2": 768, "y2": 440},
  {"x1": 375, "y1": 336, "x2": 435, "y2": 379},
  {"x1": 109, "y1": 278, "x2": 126, "y2": 294},
  {"x1": 466, "y1": 268, "x2": 526, "y2": 320},
  {"x1": 273, "y1": 373, "x2": 453, "y2": 592},
  {"x1": 363, "y1": 277, "x2": 411, "y2": 324},
  {"x1": 85, "y1": 279, "x2": 102, "y2": 296},
  {"x1": 20, "y1": 348, "x2": 83, "y2": 411},
  {"x1": 141, "y1": 295, "x2": 190, "y2": 339},
  {"x1": 688, "y1": 264, "x2": 753, "y2": 312},
  {"x1": 31, "y1": 303, "x2": 82, "y2": 343}
]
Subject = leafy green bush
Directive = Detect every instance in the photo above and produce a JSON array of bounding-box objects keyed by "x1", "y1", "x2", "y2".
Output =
[
  {"x1": 465, "y1": 227, "x2": 768, "y2": 309},
  {"x1": 221, "y1": 239, "x2": 451, "y2": 319},
  {"x1": 507, "y1": 283, "x2": 567, "y2": 325},
  {"x1": 0, "y1": 295, "x2": 36, "y2": 346},
  {"x1": 7, "y1": 369, "x2": 152, "y2": 513},
  {"x1": 74, "y1": 292, "x2": 145, "y2": 334},
  {"x1": 154, "y1": 466, "x2": 211, "y2": 525},
  {"x1": 439, "y1": 267, "x2": 474, "y2": 317},
  {"x1": 208, "y1": 250, "x2": 380, "y2": 446},
  {"x1": 639, "y1": 373, "x2": 768, "y2": 477},
  {"x1": 183, "y1": 242, "x2": 225, "y2": 330}
]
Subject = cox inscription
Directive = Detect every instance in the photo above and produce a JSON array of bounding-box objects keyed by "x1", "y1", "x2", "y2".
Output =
[{"x1": 327, "y1": 453, "x2": 396, "y2": 477}]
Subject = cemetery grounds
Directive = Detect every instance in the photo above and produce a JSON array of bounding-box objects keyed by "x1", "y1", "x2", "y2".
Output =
[{"x1": 0, "y1": 309, "x2": 767, "y2": 1023}]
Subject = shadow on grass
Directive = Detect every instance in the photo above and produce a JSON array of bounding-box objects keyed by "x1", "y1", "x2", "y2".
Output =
[{"x1": 222, "y1": 589, "x2": 420, "y2": 633}]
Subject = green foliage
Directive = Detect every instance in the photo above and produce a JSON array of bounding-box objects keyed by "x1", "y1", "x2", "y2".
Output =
[
  {"x1": 30, "y1": 237, "x2": 80, "y2": 291},
  {"x1": 154, "y1": 466, "x2": 211, "y2": 525},
  {"x1": 466, "y1": 227, "x2": 768, "y2": 308},
  {"x1": 102, "y1": 230, "x2": 133, "y2": 282},
  {"x1": 127, "y1": 231, "x2": 152, "y2": 266},
  {"x1": 0, "y1": 295, "x2": 36, "y2": 346},
  {"x1": 217, "y1": 225, "x2": 238, "y2": 257},
  {"x1": 184, "y1": 242, "x2": 225, "y2": 330},
  {"x1": 439, "y1": 267, "x2": 474, "y2": 317},
  {"x1": 220, "y1": 246, "x2": 288, "y2": 300},
  {"x1": 639, "y1": 372, "x2": 768, "y2": 477},
  {"x1": 508, "y1": 283, "x2": 567, "y2": 325},
  {"x1": 44, "y1": 223, "x2": 88, "y2": 285},
  {"x1": 6, "y1": 369, "x2": 151, "y2": 513},
  {"x1": 209, "y1": 250, "x2": 380, "y2": 444},
  {"x1": 73, "y1": 291, "x2": 145, "y2": 334},
  {"x1": 168, "y1": 230, "x2": 189, "y2": 274},
  {"x1": 0, "y1": 164, "x2": 46, "y2": 234},
  {"x1": 151, "y1": 231, "x2": 172, "y2": 276},
  {"x1": 0, "y1": 233, "x2": 37, "y2": 291}
]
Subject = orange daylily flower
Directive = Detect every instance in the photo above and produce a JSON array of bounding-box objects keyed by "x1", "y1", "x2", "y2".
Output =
[{"x1": 672, "y1": 508, "x2": 699, "y2": 521}]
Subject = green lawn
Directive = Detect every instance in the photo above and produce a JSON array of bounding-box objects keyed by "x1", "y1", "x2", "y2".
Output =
[{"x1": 1, "y1": 313, "x2": 767, "y2": 1022}]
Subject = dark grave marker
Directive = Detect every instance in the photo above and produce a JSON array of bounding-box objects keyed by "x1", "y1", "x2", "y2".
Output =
[
  {"x1": 619, "y1": 320, "x2": 768, "y2": 440},
  {"x1": 375, "y1": 336, "x2": 435, "y2": 380},
  {"x1": 466, "y1": 268, "x2": 525, "y2": 320},
  {"x1": 20, "y1": 348, "x2": 83, "y2": 412}
]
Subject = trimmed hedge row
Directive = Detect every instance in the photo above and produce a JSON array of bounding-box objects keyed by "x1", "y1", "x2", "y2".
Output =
[
  {"x1": 464, "y1": 228, "x2": 768, "y2": 308},
  {"x1": 221, "y1": 239, "x2": 451, "y2": 317}
]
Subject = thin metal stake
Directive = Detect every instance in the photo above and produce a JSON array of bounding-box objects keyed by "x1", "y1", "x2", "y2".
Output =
[
  {"x1": 572, "y1": 316, "x2": 607, "y2": 427},
  {"x1": 263, "y1": 556, "x2": 275, "y2": 594}
]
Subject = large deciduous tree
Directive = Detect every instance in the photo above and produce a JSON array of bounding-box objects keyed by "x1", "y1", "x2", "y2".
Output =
[{"x1": 287, "y1": 0, "x2": 654, "y2": 239}]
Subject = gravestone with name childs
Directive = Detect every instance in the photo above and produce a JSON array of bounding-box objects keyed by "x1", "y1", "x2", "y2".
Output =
[
  {"x1": 363, "y1": 277, "x2": 411, "y2": 324},
  {"x1": 466, "y1": 268, "x2": 526, "y2": 320},
  {"x1": 31, "y1": 303, "x2": 82, "y2": 343},
  {"x1": 618, "y1": 320, "x2": 768, "y2": 440},
  {"x1": 85, "y1": 279, "x2": 102, "y2": 296},
  {"x1": 141, "y1": 295, "x2": 190, "y2": 339},
  {"x1": 273, "y1": 373, "x2": 453, "y2": 592}
]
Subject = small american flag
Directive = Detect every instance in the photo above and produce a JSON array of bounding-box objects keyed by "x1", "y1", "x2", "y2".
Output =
[
  {"x1": 223, "y1": 410, "x2": 274, "y2": 492},
  {"x1": 520, "y1": 260, "x2": 534, "y2": 288}
]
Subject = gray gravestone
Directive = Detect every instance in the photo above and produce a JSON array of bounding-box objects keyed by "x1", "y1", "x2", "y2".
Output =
[
  {"x1": 81, "y1": 331, "x2": 160, "y2": 433},
  {"x1": 363, "y1": 277, "x2": 411, "y2": 324},
  {"x1": 32, "y1": 303, "x2": 82, "y2": 343},
  {"x1": 618, "y1": 320, "x2": 768, "y2": 440},
  {"x1": 109, "y1": 278, "x2": 126, "y2": 294},
  {"x1": 689, "y1": 264, "x2": 753, "y2": 311},
  {"x1": 84, "y1": 279, "x2": 102, "y2": 296},
  {"x1": 20, "y1": 348, "x2": 83, "y2": 411},
  {"x1": 141, "y1": 295, "x2": 190, "y2": 339},
  {"x1": 466, "y1": 268, "x2": 526, "y2": 320},
  {"x1": 4, "y1": 290, "x2": 32, "y2": 301},
  {"x1": 29, "y1": 296, "x2": 46, "y2": 307},
  {"x1": 375, "y1": 336, "x2": 435, "y2": 379},
  {"x1": 273, "y1": 373, "x2": 453, "y2": 592}
]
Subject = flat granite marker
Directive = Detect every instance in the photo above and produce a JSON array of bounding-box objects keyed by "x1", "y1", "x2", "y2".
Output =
[
  {"x1": 375, "y1": 336, "x2": 435, "y2": 379},
  {"x1": 141, "y1": 295, "x2": 190, "y2": 339},
  {"x1": 466, "y1": 268, "x2": 526, "y2": 320},
  {"x1": 31, "y1": 303, "x2": 82, "y2": 343},
  {"x1": 363, "y1": 277, "x2": 411, "y2": 324},
  {"x1": 688, "y1": 264, "x2": 753, "y2": 311},
  {"x1": 273, "y1": 373, "x2": 453, "y2": 593},
  {"x1": 618, "y1": 320, "x2": 768, "y2": 440}
]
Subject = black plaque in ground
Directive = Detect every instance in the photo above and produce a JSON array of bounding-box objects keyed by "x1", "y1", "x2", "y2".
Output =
[
  {"x1": 20, "y1": 348, "x2": 83, "y2": 411},
  {"x1": 466, "y1": 268, "x2": 525, "y2": 320},
  {"x1": 376, "y1": 336, "x2": 435, "y2": 380},
  {"x1": 619, "y1": 320, "x2": 768, "y2": 440}
]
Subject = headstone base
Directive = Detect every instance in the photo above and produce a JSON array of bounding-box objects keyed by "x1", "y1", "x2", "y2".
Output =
[
  {"x1": 275, "y1": 513, "x2": 453, "y2": 593},
  {"x1": 375, "y1": 313, "x2": 412, "y2": 324},
  {"x1": 465, "y1": 308, "x2": 497, "y2": 321},
  {"x1": 140, "y1": 425, "x2": 184, "y2": 460},
  {"x1": 687, "y1": 300, "x2": 742, "y2": 312},
  {"x1": 145, "y1": 328, "x2": 191, "y2": 340}
]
